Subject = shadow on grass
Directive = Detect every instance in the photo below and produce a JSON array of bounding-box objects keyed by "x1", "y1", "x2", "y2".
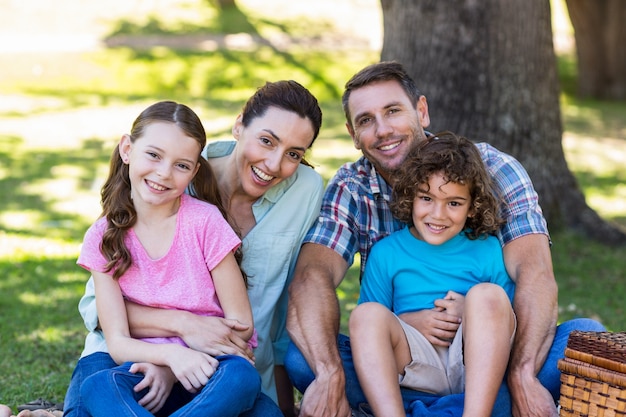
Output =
[
  {"x1": 0, "y1": 256, "x2": 87, "y2": 406},
  {"x1": 100, "y1": 2, "x2": 346, "y2": 100},
  {"x1": 0, "y1": 136, "x2": 111, "y2": 242}
]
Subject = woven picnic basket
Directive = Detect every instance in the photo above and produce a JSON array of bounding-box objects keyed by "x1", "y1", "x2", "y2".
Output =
[{"x1": 558, "y1": 331, "x2": 626, "y2": 417}]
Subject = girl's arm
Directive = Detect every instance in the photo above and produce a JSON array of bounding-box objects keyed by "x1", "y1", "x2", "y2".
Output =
[
  {"x1": 93, "y1": 271, "x2": 218, "y2": 392},
  {"x1": 210, "y1": 252, "x2": 255, "y2": 344}
]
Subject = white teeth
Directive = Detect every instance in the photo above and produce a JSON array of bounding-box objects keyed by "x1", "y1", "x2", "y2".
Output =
[
  {"x1": 380, "y1": 142, "x2": 399, "y2": 151},
  {"x1": 252, "y1": 166, "x2": 274, "y2": 182},
  {"x1": 428, "y1": 223, "x2": 446, "y2": 230},
  {"x1": 148, "y1": 181, "x2": 166, "y2": 191}
]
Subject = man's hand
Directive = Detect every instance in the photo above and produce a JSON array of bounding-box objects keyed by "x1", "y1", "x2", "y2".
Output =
[
  {"x1": 132, "y1": 362, "x2": 176, "y2": 413},
  {"x1": 399, "y1": 294, "x2": 463, "y2": 346},
  {"x1": 298, "y1": 373, "x2": 351, "y2": 417},
  {"x1": 509, "y1": 370, "x2": 558, "y2": 417}
]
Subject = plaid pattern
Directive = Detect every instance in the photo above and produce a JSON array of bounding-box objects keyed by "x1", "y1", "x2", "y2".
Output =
[{"x1": 305, "y1": 142, "x2": 548, "y2": 279}]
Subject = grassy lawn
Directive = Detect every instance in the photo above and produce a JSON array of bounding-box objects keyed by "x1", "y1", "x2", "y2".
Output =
[{"x1": 0, "y1": 0, "x2": 624, "y2": 410}]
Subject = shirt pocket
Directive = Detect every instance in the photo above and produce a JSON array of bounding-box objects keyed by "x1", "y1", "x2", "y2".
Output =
[{"x1": 241, "y1": 231, "x2": 298, "y2": 291}]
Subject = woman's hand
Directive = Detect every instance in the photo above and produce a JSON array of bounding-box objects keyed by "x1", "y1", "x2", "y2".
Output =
[{"x1": 131, "y1": 362, "x2": 176, "y2": 413}]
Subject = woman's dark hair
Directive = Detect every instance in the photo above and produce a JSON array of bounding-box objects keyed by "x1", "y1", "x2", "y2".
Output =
[
  {"x1": 240, "y1": 80, "x2": 322, "y2": 167},
  {"x1": 390, "y1": 131, "x2": 504, "y2": 239},
  {"x1": 99, "y1": 101, "x2": 246, "y2": 282}
]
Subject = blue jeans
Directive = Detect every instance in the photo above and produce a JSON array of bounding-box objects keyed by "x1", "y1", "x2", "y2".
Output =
[
  {"x1": 64, "y1": 352, "x2": 281, "y2": 417},
  {"x1": 64, "y1": 352, "x2": 118, "y2": 417},
  {"x1": 285, "y1": 318, "x2": 606, "y2": 417}
]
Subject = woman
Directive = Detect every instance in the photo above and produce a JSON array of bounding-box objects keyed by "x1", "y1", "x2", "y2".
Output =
[{"x1": 64, "y1": 80, "x2": 324, "y2": 417}]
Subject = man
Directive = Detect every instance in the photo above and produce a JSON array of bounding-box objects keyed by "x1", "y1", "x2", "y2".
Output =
[{"x1": 285, "y1": 61, "x2": 605, "y2": 417}]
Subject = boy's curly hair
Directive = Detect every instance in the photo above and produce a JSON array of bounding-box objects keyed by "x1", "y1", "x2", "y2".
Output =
[{"x1": 390, "y1": 131, "x2": 504, "y2": 239}]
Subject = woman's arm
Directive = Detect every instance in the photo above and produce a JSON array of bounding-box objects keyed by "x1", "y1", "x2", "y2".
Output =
[
  {"x1": 210, "y1": 252, "x2": 255, "y2": 344},
  {"x1": 126, "y1": 302, "x2": 254, "y2": 359},
  {"x1": 79, "y1": 275, "x2": 253, "y2": 359}
]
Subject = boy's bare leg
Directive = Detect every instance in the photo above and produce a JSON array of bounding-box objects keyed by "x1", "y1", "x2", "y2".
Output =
[
  {"x1": 349, "y1": 302, "x2": 412, "y2": 417},
  {"x1": 462, "y1": 283, "x2": 516, "y2": 417}
]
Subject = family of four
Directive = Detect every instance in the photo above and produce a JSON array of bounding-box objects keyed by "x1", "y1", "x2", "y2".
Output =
[{"x1": 10, "y1": 61, "x2": 605, "y2": 417}]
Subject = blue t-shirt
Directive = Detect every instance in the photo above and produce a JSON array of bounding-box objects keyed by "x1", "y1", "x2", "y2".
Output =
[{"x1": 359, "y1": 227, "x2": 515, "y2": 314}]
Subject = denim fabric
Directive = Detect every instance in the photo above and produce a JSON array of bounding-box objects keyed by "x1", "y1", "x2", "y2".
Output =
[
  {"x1": 66, "y1": 353, "x2": 281, "y2": 417},
  {"x1": 63, "y1": 352, "x2": 118, "y2": 417},
  {"x1": 285, "y1": 318, "x2": 606, "y2": 416}
]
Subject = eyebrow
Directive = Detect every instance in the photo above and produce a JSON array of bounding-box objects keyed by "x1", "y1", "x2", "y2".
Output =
[
  {"x1": 353, "y1": 101, "x2": 404, "y2": 124},
  {"x1": 263, "y1": 129, "x2": 307, "y2": 152},
  {"x1": 417, "y1": 188, "x2": 470, "y2": 201},
  {"x1": 147, "y1": 145, "x2": 197, "y2": 165}
]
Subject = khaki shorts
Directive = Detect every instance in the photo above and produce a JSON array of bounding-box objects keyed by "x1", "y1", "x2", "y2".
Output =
[
  {"x1": 397, "y1": 318, "x2": 464, "y2": 395},
  {"x1": 396, "y1": 314, "x2": 516, "y2": 396}
]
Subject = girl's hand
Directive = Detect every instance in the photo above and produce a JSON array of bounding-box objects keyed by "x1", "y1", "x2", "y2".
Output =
[
  {"x1": 131, "y1": 362, "x2": 176, "y2": 413},
  {"x1": 166, "y1": 345, "x2": 219, "y2": 393}
]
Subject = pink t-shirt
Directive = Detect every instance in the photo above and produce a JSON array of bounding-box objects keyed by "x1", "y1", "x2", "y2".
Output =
[{"x1": 78, "y1": 193, "x2": 257, "y2": 348}]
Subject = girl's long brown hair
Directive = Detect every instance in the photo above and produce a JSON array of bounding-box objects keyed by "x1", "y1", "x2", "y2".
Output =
[{"x1": 99, "y1": 101, "x2": 244, "y2": 280}]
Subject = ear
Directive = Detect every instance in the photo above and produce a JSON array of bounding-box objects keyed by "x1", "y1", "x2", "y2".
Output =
[
  {"x1": 467, "y1": 202, "x2": 477, "y2": 218},
  {"x1": 232, "y1": 114, "x2": 244, "y2": 140},
  {"x1": 191, "y1": 161, "x2": 200, "y2": 178},
  {"x1": 417, "y1": 95, "x2": 431, "y2": 129},
  {"x1": 346, "y1": 121, "x2": 361, "y2": 150},
  {"x1": 118, "y1": 134, "x2": 132, "y2": 164}
]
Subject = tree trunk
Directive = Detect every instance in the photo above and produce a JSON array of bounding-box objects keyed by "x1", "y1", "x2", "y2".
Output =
[
  {"x1": 565, "y1": 0, "x2": 626, "y2": 100},
  {"x1": 379, "y1": 0, "x2": 625, "y2": 244}
]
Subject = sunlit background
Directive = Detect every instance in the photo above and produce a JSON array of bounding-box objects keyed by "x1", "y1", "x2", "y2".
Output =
[{"x1": 0, "y1": 0, "x2": 624, "y2": 407}]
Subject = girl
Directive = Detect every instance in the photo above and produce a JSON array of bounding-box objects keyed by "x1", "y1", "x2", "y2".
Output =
[
  {"x1": 67, "y1": 81, "x2": 323, "y2": 417},
  {"x1": 350, "y1": 132, "x2": 517, "y2": 417},
  {"x1": 78, "y1": 101, "x2": 261, "y2": 416}
]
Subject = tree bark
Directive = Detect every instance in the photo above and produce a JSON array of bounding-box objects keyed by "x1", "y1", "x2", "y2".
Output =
[
  {"x1": 565, "y1": 0, "x2": 626, "y2": 100},
  {"x1": 379, "y1": 0, "x2": 625, "y2": 244}
]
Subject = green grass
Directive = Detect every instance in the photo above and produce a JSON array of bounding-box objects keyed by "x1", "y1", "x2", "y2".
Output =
[{"x1": 0, "y1": 1, "x2": 624, "y2": 411}]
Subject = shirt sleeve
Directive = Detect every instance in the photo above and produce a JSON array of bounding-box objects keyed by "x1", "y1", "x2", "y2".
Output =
[
  {"x1": 477, "y1": 143, "x2": 549, "y2": 245},
  {"x1": 78, "y1": 276, "x2": 99, "y2": 332},
  {"x1": 303, "y1": 166, "x2": 361, "y2": 265},
  {"x1": 198, "y1": 204, "x2": 241, "y2": 271},
  {"x1": 358, "y1": 243, "x2": 393, "y2": 309},
  {"x1": 77, "y1": 219, "x2": 109, "y2": 274}
]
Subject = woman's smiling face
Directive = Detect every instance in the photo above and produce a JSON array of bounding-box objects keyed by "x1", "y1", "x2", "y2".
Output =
[{"x1": 232, "y1": 106, "x2": 315, "y2": 199}]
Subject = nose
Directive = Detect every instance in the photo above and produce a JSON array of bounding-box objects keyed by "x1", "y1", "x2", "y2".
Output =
[
  {"x1": 265, "y1": 151, "x2": 282, "y2": 174},
  {"x1": 431, "y1": 202, "x2": 447, "y2": 220},
  {"x1": 156, "y1": 162, "x2": 172, "y2": 178},
  {"x1": 375, "y1": 115, "x2": 393, "y2": 137}
]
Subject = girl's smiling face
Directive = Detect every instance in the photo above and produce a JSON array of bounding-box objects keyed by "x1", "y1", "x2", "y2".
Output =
[
  {"x1": 232, "y1": 106, "x2": 315, "y2": 199},
  {"x1": 410, "y1": 171, "x2": 473, "y2": 245},
  {"x1": 120, "y1": 121, "x2": 200, "y2": 207}
]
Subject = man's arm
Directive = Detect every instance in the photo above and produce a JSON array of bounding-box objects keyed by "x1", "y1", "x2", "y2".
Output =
[
  {"x1": 287, "y1": 243, "x2": 351, "y2": 417},
  {"x1": 504, "y1": 233, "x2": 559, "y2": 417}
]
